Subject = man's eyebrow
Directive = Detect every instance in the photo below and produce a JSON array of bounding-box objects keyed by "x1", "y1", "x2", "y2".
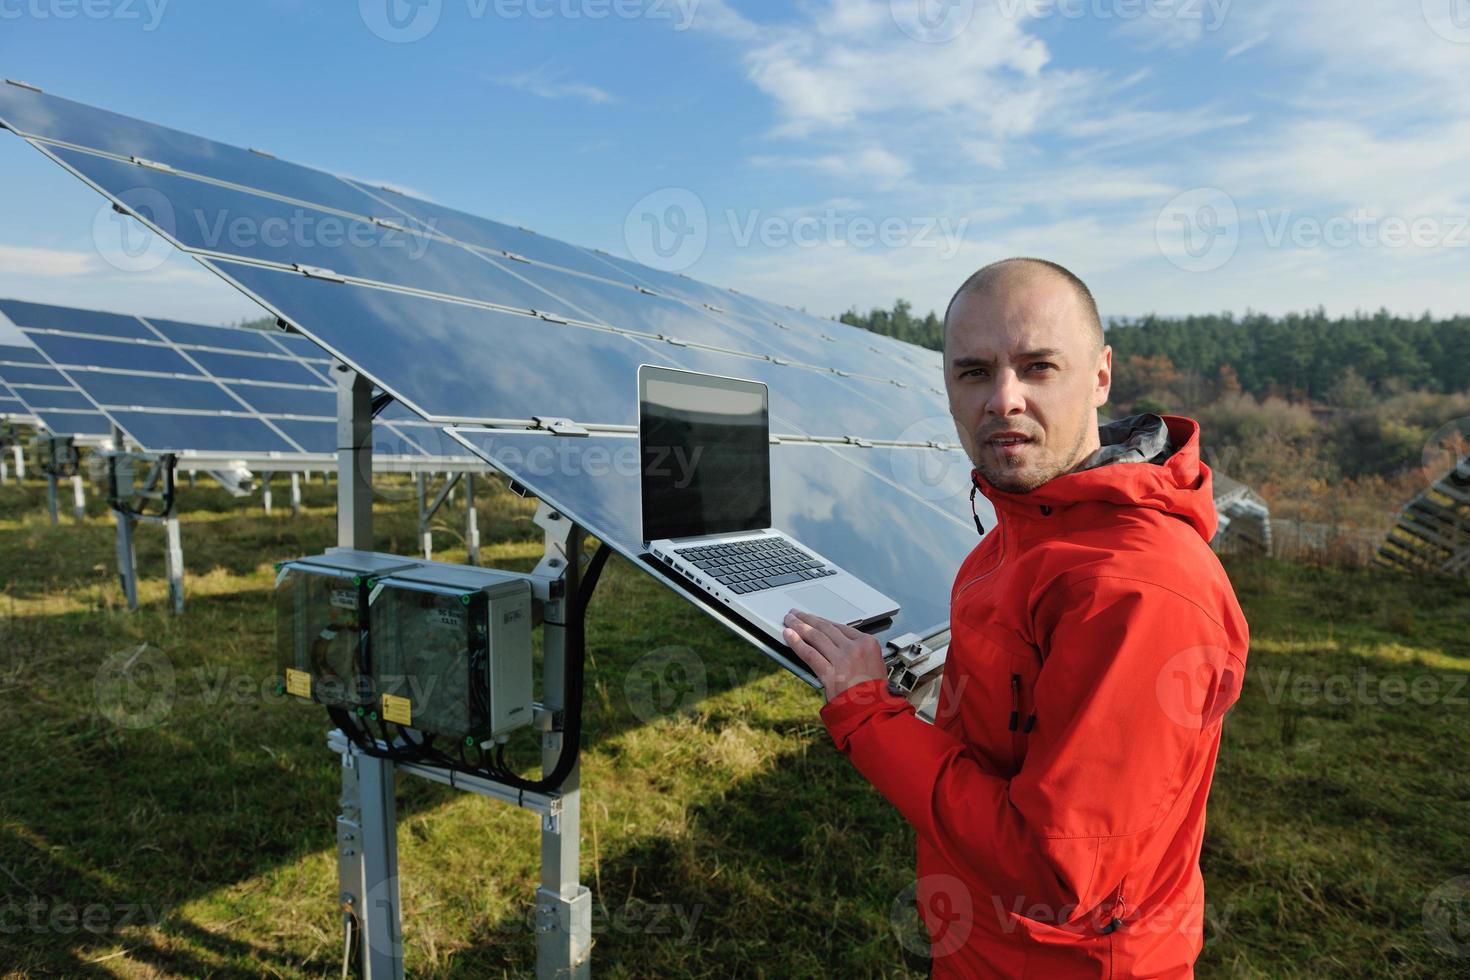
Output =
[{"x1": 949, "y1": 347, "x2": 1066, "y2": 369}]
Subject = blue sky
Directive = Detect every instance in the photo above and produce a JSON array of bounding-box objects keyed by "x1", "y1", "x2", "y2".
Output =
[{"x1": 1, "y1": 0, "x2": 1468, "y2": 339}]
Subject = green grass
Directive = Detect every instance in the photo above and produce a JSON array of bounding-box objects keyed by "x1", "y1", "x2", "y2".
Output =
[{"x1": 0, "y1": 474, "x2": 1466, "y2": 978}]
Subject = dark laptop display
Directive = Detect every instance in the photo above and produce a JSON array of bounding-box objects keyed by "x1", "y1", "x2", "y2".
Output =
[{"x1": 639, "y1": 367, "x2": 771, "y2": 541}]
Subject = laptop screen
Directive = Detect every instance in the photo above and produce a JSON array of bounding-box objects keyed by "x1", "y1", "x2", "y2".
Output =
[{"x1": 638, "y1": 365, "x2": 772, "y2": 541}]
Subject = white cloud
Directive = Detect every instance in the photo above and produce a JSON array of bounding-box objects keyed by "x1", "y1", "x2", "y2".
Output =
[
  {"x1": 749, "y1": 146, "x2": 913, "y2": 183},
  {"x1": 496, "y1": 68, "x2": 615, "y2": 105}
]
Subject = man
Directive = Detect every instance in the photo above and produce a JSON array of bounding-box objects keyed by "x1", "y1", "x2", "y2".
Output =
[{"x1": 784, "y1": 258, "x2": 1249, "y2": 978}]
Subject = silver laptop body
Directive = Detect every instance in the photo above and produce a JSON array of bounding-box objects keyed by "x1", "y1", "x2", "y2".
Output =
[{"x1": 638, "y1": 364, "x2": 900, "y2": 647}]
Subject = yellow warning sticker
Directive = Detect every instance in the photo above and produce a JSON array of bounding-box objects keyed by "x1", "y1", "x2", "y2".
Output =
[
  {"x1": 285, "y1": 668, "x2": 312, "y2": 699},
  {"x1": 382, "y1": 693, "x2": 413, "y2": 726}
]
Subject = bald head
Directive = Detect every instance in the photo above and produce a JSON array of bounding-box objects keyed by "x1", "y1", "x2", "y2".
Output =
[{"x1": 943, "y1": 258, "x2": 1103, "y2": 355}]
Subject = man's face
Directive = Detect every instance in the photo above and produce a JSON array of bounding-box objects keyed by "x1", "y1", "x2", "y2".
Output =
[{"x1": 944, "y1": 276, "x2": 1112, "y2": 493}]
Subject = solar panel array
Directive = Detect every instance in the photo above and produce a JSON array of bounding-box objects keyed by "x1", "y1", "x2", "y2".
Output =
[
  {"x1": 1376, "y1": 454, "x2": 1470, "y2": 577},
  {"x1": 1, "y1": 298, "x2": 466, "y2": 460},
  {"x1": 0, "y1": 341, "x2": 114, "y2": 437},
  {"x1": 0, "y1": 81, "x2": 985, "y2": 643}
]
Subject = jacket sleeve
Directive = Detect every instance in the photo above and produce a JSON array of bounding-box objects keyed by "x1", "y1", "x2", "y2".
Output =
[{"x1": 819, "y1": 575, "x2": 1245, "y2": 920}]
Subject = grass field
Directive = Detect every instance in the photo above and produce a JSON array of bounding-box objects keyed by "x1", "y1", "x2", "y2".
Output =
[{"x1": 0, "y1": 472, "x2": 1467, "y2": 978}]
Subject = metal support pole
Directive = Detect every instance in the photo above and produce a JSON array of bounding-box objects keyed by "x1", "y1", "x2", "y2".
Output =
[
  {"x1": 262, "y1": 471, "x2": 273, "y2": 515},
  {"x1": 46, "y1": 472, "x2": 59, "y2": 525},
  {"x1": 465, "y1": 472, "x2": 480, "y2": 566},
  {"x1": 163, "y1": 487, "x2": 184, "y2": 616},
  {"x1": 291, "y1": 471, "x2": 302, "y2": 517},
  {"x1": 187, "y1": 470, "x2": 196, "y2": 488},
  {"x1": 335, "y1": 367, "x2": 400, "y2": 979},
  {"x1": 1, "y1": 453, "x2": 8, "y2": 484},
  {"x1": 534, "y1": 505, "x2": 591, "y2": 979},
  {"x1": 12, "y1": 444, "x2": 23, "y2": 481},
  {"x1": 72, "y1": 473, "x2": 85, "y2": 522},
  {"x1": 416, "y1": 472, "x2": 430, "y2": 559}
]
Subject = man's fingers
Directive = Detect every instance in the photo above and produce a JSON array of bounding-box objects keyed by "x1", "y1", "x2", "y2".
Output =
[
  {"x1": 784, "y1": 626, "x2": 832, "y2": 684},
  {"x1": 789, "y1": 610, "x2": 851, "y2": 650},
  {"x1": 784, "y1": 611, "x2": 841, "y2": 661}
]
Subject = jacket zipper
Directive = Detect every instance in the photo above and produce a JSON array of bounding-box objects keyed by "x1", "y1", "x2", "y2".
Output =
[{"x1": 954, "y1": 518, "x2": 1006, "y2": 603}]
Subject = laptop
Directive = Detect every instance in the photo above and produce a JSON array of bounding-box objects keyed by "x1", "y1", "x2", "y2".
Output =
[{"x1": 638, "y1": 364, "x2": 900, "y2": 648}]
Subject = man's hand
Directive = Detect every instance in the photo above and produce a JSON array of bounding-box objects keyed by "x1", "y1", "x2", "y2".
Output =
[{"x1": 783, "y1": 609, "x2": 888, "y2": 703}]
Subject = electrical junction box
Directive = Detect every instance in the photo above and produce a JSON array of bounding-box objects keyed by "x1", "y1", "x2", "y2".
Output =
[
  {"x1": 274, "y1": 549, "x2": 420, "y2": 709},
  {"x1": 368, "y1": 562, "x2": 534, "y2": 741},
  {"x1": 34, "y1": 434, "x2": 78, "y2": 475}
]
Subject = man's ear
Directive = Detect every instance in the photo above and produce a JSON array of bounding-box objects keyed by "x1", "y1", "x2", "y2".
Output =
[{"x1": 1093, "y1": 345, "x2": 1113, "y2": 408}]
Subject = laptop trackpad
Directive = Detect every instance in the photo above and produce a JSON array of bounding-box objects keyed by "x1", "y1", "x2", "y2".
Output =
[{"x1": 785, "y1": 585, "x2": 864, "y2": 624}]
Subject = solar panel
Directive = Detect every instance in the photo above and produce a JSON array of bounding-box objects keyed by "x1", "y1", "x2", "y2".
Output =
[
  {"x1": 0, "y1": 378, "x2": 28, "y2": 418},
  {"x1": 0, "y1": 82, "x2": 968, "y2": 652},
  {"x1": 0, "y1": 342, "x2": 114, "y2": 437}
]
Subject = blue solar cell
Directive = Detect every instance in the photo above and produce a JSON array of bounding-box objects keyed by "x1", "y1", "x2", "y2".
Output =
[
  {"x1": 0, "y1": 398, "x2": 25, "y2": 416},
  {"x1": 34, "y1": 411, "x2": 115, "y2": 437},
  {"x1": 8, "y1": 386, "x2": 96, "y2": 412},
  {"x1": 449, "y1": 430, "x2": 977, "y2": 645},
  {"x1": 266, "y1": 419, "x2": 335, "y2": 454},
  {"x1": 189, "y1": 350, "x2": 324, "y2": 386},
  {"x1": 0, "y1": 344, "x2": 48, "y2": 365},
  {"x1": 21, "y1": 332, "x2": 199, "y2": 375},
  {"x1": 66, "y1": 373, "x2": 241, "y2": 412},
  {"x1": 0, "y1": 83, "x2": 388, "y2": 218},
  {"x1": 0, "y1": 365, "x2": 73, "y2": 387},
  {"x1": 0, "y1": 298, "x2": 152, "y2": 339},
  {"x1": 145, "y1": 317, "x2": 284, "y2": 354},
  {"x1": 227, "y1": 384, "x2": 334, "y2": 418},
  {"x1": 105, "y1": 411, "x2": 298, "y2": 454}
]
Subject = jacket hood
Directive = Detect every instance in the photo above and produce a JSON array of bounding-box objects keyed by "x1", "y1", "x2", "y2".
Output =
[{"x1": 971, "y1": 414, "x2": 1217, "y2": 542}]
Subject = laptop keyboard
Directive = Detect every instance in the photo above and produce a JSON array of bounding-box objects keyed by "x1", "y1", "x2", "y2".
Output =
[{"x1": 676, "y1": 538, "x2": 836, "y2": 595}]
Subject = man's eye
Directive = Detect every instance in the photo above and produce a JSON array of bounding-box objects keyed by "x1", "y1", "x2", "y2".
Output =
[
  {"x1": 961, "y1": 369, "x2": 988, "y2": 379},
  {"x1": 1029, "y1": 362, "x2": 1056, "y2": 372}
]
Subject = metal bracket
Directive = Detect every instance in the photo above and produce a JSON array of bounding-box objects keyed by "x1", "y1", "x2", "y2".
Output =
[
  {"x1": 531, "y1": 417, "x2": 590, "y2": 437},
  {"x1": 845, "y1": 436, "x2": 874, "y2": 449},
  {"x1": 5, "y1": 78, "x2": 42, "y2": 93},
  {"x1": 633, "y1": 285, "x2": 657, "y2": 296},
  {"x1": 503, "y1": 251, "x2": 532, "y2": 264},
  {"x1": 372, "y1": 216, "x2": 411, "y2": 233},
  {"x1": 129, "y1": 156, "x2": 176, "y2": 173},
  {"x1": 660, "y1": 335, "x2": 688, "y2": 347},
  {"x1": 532, "y1": 310, "x2": 568, "y2": 324},
  {"x1": 295, "y1": 263, "x2": 345, "y2": 282},
  {"x1": 703, "y1": 303, "x2": 725, "y2": 314}
]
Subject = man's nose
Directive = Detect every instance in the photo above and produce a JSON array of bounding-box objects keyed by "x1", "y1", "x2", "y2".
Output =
[{"x1": 985, "y1": 368, "x2": 1026, "y2": 417}]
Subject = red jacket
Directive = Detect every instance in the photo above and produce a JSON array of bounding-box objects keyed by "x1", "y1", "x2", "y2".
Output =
[{"x1": 821, "y1": 415, "x2": 1248, "y2": 978}]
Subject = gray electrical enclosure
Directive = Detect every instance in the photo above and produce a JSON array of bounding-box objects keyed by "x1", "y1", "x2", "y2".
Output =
[{"x1": 369, "y1": 563, "x2": 534, "y2": 741}]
